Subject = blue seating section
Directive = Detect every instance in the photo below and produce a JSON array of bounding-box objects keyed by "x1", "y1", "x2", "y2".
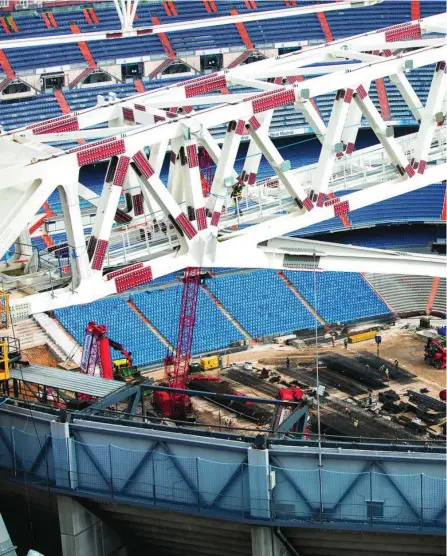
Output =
[
  {"x1": 284, "y1": 271, "x2": 391, "y2": 323},
  {"x1": 207, "y1": 270, "x2": 315, "y2": 336},
  {"x1": 131, "y1": 286, "x2": 244, "y2": 354},
  {"x1": 1, "y1": 1, "x2": 445, "y2": 74},
  {"x1": 55, "y1": 297, "x2": 166, "y2": 366},
  {"x1": 0, "y1": 93, "x2": 61, "y2": 129},
  {"x1": 54, "y1": 268, "x2": 397, "y2": 364}
]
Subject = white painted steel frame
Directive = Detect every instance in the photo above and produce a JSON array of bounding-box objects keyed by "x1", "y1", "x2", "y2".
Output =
[{"x1": 0, "y1": 14, "x2": 445, "y2": 314}]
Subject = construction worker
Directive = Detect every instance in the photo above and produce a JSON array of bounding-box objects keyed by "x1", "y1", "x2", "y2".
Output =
[
  {"x1": 353, "y1": 419, "x2": 359, "y2": 428},
  {"x1": 331, "y1": 334, "x2": 335, "y2": 347},
  {"x1": 231, "y1": 183, "x2": 243, "y2": 214},
  {"x1": 345, "y1": 407, "x2": 352, "y2": 420},
  {"x1": 384, "y1": 368, "x2": 390, "y2": 380},
  {"x1": 286, "y1": 357, "x2": 290, "y2": 369},
  {"x1": 365, "y1": 364, "x2": 371, "y2": 373},
  {"x1": 394, "y1": 358, "x2": 399, "y2": 370},
  {"x1": 379, "y1": 365, "x2": 385, "y2": 373},
  {"x1": 344, "y1": 338, "x2": 348, "y2": 349}
]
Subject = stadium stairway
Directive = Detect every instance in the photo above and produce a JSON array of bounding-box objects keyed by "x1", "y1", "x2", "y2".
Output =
[
  {"x1": 277, "y1": 271, "x2": 328, "y2": 329},
  {"x1": 126, "y1": 298, "x2": 174, "y2": 351},
  {"x1": 426, "y1": 277, "x2": 440, "y2": 314},
  {"x1": 200, "y1": 282, "x2": 253, "y2": 342}
]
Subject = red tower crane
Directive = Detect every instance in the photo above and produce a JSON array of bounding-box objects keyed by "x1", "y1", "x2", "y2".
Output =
[{"x1": 154, "y1": 267, "x2": 202, "y2": 419}]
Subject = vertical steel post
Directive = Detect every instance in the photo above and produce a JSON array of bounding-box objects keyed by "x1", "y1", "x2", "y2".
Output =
[
  {"x1": 109, "y1": 444, "x2": 114, "y2": 499},
  {"x1": 369, "y1": 470, "x2": 373, "y2": 527},
  {"x1": 151, "y1": 452, "x2": 156, "y2": 505},
  {"x1": 318, "y1": 467, "x2": 323, "y2": 522},
  {"x1": 420, "y1": 473, "x2": 424, "y2": 530},
  {"x1": 196, "y1": 457, "x2": 200, "y2": 511}
]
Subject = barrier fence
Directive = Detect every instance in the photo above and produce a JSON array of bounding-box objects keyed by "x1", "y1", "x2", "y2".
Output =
[{"x1": 0, "y1": 425, "x2": 445, "y2": 531}]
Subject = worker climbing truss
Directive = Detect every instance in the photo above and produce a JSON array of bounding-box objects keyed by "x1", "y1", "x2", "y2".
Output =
[{"x1": 0, "y1": 14, "x2": 446, "y2": 315}]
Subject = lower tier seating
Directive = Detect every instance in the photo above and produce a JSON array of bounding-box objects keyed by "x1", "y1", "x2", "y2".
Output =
[
  {"x1": 284, "y1": 271, "x2": 391, "y2": 323},
  {"x1": 131, "y1": 286, "x2": 244, "y2": 354},
  {"x1": 54, "y1": 268, "x2": 439, "y2": 367},
  {"x1": 206, "y1": 270, "x2": 316, "y2": 337},
  {"x1": 54, "y1": 297, "x2": 166, "y2": 366}
]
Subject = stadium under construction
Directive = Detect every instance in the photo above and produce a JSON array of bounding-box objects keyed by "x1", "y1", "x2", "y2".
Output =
[{"x1": 0, "y1": 0, "x2": 445, "y2": 554}]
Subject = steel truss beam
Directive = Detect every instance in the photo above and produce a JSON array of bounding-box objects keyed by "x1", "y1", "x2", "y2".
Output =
[{"x1": 0, "y1": 14, "x2": 446, "y2": 314}]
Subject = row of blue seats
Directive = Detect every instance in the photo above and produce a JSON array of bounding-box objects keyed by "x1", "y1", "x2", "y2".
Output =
[{"x1": 1, "y1": 1, "x2": 444, "y2": 73}]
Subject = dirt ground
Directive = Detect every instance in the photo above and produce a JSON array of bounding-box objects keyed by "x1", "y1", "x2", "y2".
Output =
[{"x1": 222, "y1": 318, "x2": 446, "y2": 392}]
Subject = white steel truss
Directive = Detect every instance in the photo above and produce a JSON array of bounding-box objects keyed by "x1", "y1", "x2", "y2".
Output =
[{"x1": 0, "y1": 14, "x2": 446, "y2": 315}]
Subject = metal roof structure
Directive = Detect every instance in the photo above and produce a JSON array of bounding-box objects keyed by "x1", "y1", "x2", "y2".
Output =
[{"x1": 9, "y1": 364, "x2": 125, "y2": 398}]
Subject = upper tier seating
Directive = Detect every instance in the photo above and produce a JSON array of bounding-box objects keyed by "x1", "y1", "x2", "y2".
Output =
[
  {"x1": 206, "y1": 270, "x2": 316, "y2": 337},
  {"x1": 131, "y1": 286, "x2": 244, "y2": 354},
  {"x1": 284, "y1": 271, "x2": 391, "y2": 323},
  {"x1": 55, "y1": 297, "x2": 166, "y2": 366},
  {"x1": 0, "y1": 1, "x2": 444, "y2": 74},
  {"x1": 0, "y1": 66, "x2": 437, "y2": 136}
]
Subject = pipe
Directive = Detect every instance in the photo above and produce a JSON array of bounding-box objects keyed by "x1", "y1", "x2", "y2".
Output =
[{"x1": 274, "y1": 527, "x2": 301, "y2": 556}]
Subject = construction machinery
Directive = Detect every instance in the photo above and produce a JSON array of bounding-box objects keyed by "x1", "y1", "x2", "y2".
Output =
[
  {"x1": 424, "y1": 338, "x2": 446, "y2": 369},
  {"x1": 271, "y1": 386, "x2": 310, "y2": 438},
  {"x1": 81, "y1": 321, "x2": 138, "y2": 380},
  {"x1": 0, "y1": 337, "x2": 21, "y2": 381},
  {"x1": 153, "y1": 268, "x2": 221, "y2": 420}
]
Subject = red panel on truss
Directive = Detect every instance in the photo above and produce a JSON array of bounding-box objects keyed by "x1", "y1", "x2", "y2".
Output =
[
  {"x1": 77, "y1": 139, "x2": 125, "y2": 166},
  {"x1": 115, "y1": 267, "x2": 153, "y2": 293},
  {"x1": 107, "y1": 263, "x2": 144, "y2": 280},
  {"x1": 133, "y1": 151, "x2": 155, "y2": 179},
  {"x1": 91, "y1": 239, "x2": 108, "y2": 270},
  {"x1": 112, "y1": 156, "x2": 130, "y2": 187}
]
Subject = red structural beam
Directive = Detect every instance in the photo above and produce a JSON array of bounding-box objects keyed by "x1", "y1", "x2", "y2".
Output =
[
  {"x1": 375, "y1": 78, "x2": 391, "y2": 121},
  {"x1": 426, "y1": 277, "x2": 440, "y2": 314}
]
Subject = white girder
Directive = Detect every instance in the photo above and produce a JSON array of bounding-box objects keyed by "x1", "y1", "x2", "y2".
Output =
[
  {"x1": 0, "y1": 14, "x2": 446, "y2": 315},
  {"x1": 0, "y1": 0, "x2": 380, "y2": 50}
]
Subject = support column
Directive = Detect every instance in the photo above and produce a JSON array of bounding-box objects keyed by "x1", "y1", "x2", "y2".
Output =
[
  {"x1": 57, "y1": 496, "x2": 126, "y2": 556},
  {"x1": 251, "y1": 527, "x2": 290, "y2": 556},
  {"x1": 247, "y1": 446, "x2": 270, "y2": 519},
  {"x1": 50, "y1": 419, "x2": 77, "y2": 490}
]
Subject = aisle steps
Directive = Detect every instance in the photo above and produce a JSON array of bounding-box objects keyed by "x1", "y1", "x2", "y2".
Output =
[
  {"x1": 201, "y1": 283, "x2": 252, "y2": 341},
  {"x1": 127, "y1": 299, "x2": 174, "y2": 351},
  {"x1": 277, "y1": 271, "x2": 328, "y2": 329}
]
